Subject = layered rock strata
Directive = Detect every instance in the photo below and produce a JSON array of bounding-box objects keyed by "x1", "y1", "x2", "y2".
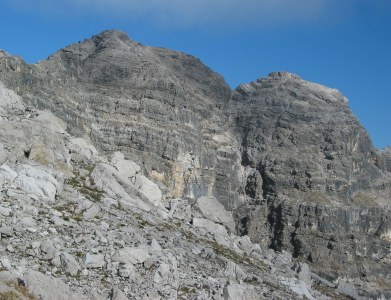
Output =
[{"x1": 0, "y1": 30, "x2": 390, "y2": 298}]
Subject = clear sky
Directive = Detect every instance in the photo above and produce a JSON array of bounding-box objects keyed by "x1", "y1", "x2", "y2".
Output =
[{"x1": 0, "y1": 0, "x2": 390, "y2": 149}]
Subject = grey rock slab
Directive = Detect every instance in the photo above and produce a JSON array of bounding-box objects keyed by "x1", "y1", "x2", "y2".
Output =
[
  {"x1": 1, "y1": 163, "x2": 62, "y2": 202},
  {"x1": 68, "y1": 137, "x2": 100, "y2": 161},
  {"x1": 0, "y1": 281, "x2": 12, "y2": 295},
  {"x1": 40, "y1": 240, "x2": 60, "y2": 260},
  {"x1": 118, "y1": 263, "x2": 136, "y2": 278},
  {"x1": 111, "y1": 151, "x2": 140, "y2": 178},
  {"x1": 0, "y1": 258, "x2": 11, "y2": 270},
  {"x1": 0, "y1": 271, "x2": 18, "y2": 283},
  {"x1": 150, "y1": 238, "x2": 162, "y2": 254},
  {"x1": 292, "y1": 262, "x2": 312, "y2": 287},
  {"x1": 279, "y1": 276, "x2": 315, "y2": 300},
  {"x1": 110, "y1": 287, "x2": 129, "y2": 300},
  {"x1": 223, "y1": 283, "x2": 267, "y2": 300},
  {"x1": 83, "y1": 203, "x2": 101, "y2": 220},
  {"x1": 88, "y1": 288, "x2": 108, "y2": 300},
  {"x1": 168, "y1": 198, "x2": 191, "y2": 220},
  {"x1": 192, "y1": 217, "x2": 228, "y2": 237},
  {"x1": 0, "y1": 82, "x2": 23, "y2": 116},
  {"x1": 337, "y1": 280, "x2": 365, "y2": 300},
  {"x1": 233, "y1": 235, "x2": 254, "y2": 255},
  {"x1": 196, "y1": 196, "x2": 235, "y2": 232},
  {"x1": 133, "y1": 174, "x2": 162, "y2": 207},
  {"x1": 91, "y1": 163, "x2": 152, "y2": 212},
  {"x1": 0, "y1": 206, "x2": 11, "y2": 216},
  {"x1": 84, "y1": 253, "x2": 106, "y2": 268},
  {"x1": 112, "y1": 246, "x2": 150, "y2": 265},
  {"x1": 24, "y1": 270, "x2": 88, "y2": 300},
  {"x1": 0, "y1": 226, "x2": 13, "y2": 237},
  {"x1": 60, "y1": 252, "x2": 81, "y2": 276},
  {"x1": 223, "y1": 283, "x2": 244, "y2": 300},
  {"x1": 224, "y1": 261, "x2": 246, "y2": 283},
  {"x1": 153, "y1": 263, "x2": 171, "y2": 284}
]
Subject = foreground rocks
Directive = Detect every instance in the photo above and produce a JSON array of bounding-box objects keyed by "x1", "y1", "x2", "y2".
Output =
[
  {"x1": 0, "y1": 31, "x2": 390, "y2": 298},
  {"x1": 0, "y1": 81, "x2": 352, "y2": 300}
]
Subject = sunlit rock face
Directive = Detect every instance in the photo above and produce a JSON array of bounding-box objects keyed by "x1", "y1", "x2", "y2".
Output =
[{"x1": 0, "y1": 30, "x2": 390, "y2": 298}]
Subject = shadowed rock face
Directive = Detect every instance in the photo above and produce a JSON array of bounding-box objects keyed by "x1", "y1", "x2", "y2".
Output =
[
  {"x1": 1, "y1": 30, "x2": 391, "y2": 296},
  {"x1": 381, "y1": 147, "x2": 391, "y2": 172},
  {"x1": 231, "y1": 72, "x2": 391, "y2": 286},
  {"x1": 232, "y1": 71, "x2": 386, "y2": 203}
]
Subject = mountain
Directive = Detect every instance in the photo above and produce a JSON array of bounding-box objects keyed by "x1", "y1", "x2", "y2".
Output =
[{"x1": 0, "y1": 30, "x2": 390, "y2": 299}]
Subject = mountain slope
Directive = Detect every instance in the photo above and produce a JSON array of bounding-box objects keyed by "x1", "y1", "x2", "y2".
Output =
[{"x1": 0, "y1": 30, "x2": 390, "y2": 299}]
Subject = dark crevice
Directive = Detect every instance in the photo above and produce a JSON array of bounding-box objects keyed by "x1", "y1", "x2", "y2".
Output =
[
  {"x1": 268, "y1": 201, "x2": 284, "y2": 252},
  {"x1": 290, "y1": 232, "x2": 302, "y2": 258},
  {"x1": 258, "y1": 163, "x2": 276, "y2": 200},
  {"x1": 24, "y1": 149, "x2": 31, "y2": 158},
  {"x1": 290, "y1": 219, "x2": 302, "y2": 258},
  {"x1": 240, "y1": 216, "x2": 249, "y2": 236}
]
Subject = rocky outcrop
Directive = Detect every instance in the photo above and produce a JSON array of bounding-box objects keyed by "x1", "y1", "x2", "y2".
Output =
[
  {"x1": 235, "y1": 200, "x2": 391, "y2": 289},
  {"x1": 1, "y1": 30, "x2": 390, "y2": 298},
  {"x1": 232, "y1": 72, "x2": 391, "y2": 296},
  {"x1": 0, "y1": 30, "x2": 241, "y2": 211},
  {"x1": 380, "y1": 147, "x2": 391, "y2": 172},
  {"x1": 0, "y1": 82, "x2": 319, "y2": 299},
  {"x1": 232, "y1": 72, "x2": 388, "y2": 204}
]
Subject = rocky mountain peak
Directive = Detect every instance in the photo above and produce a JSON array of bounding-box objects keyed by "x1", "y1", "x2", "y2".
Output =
[
  {"x1": 0, "y1": 31, "x2": 390, "y2": 299},
  {"x1": 266, "y1": 71, "x2": 301, "y2": 80},
  {"x1": 234, "y1": 71, "x2": 382, "y2": 202},
  {"x1": 0, "y1": 50, "x2": 11, "y2": 58},
  {"x1": 93, "y1": 29, "x2": 133, "y2": 41},
  {"x1": 90, "y1": 29, "x2": 138, "y2": 51},
  {"x1": 239, "y1": 71, "x2": 349, "y2": 107}
]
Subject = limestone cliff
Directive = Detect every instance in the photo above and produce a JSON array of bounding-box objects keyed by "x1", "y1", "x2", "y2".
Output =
[{"x1": 0, "y1": 30, "x2": 390, "y2": 298}]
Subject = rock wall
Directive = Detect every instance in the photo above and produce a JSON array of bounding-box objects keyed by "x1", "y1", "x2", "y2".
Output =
[
  {"x1": 231, "y1": 72, "x2": 387, "y2": 204},
  {"x1": 231, "y1": 72, "x2": 391, "y2": 291},
  {"x1": 0, "y1": 30, "x2": 242, "y2": 210},
  {"x1": 1, "y1": 30, "x2": 391, "y2": 296},
  {"x1": 235, "y1": 200, "x2": 391, "y2": 283}
]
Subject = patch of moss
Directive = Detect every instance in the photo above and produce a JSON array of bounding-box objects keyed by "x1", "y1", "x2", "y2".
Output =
[
  {"x1": 84, "y1": 164, "x2": 95, "y2": 174},
  {"x1": 78, "y1": 186, "x2": 104, "y2": 203},
  {"x1": 53, "y1": 205, "x2": 69, "y2": 212},
  {"x1": 0, "y1": 290, "x2": 20, "y2": 300},
  {"x1": 66, "y1": 168, "x2": 104, "y2": 203},
  {"x1": 73, "y1": 214, "x2": 83, "y2": 222},
  {"x1": 134, "y1": 215, "x2": 153, "y2": 229},
  {"x1": 7, "y1": 281, "x2": 36, "y2": 300},
  {"x1": 375, "y1": 277, "x2": 391, "y2": 289},
  {"x1": 179, "y1": 286, "x2": 195, "y2": 294},
  {"x1": 313, "y1": 284, "x2": 351, "y2": 300},
  {"x1": 74, "y1": 251, "x2": 84, "y2": 258},
  {"x1": 181, "y1": 228, "x2": 266, "y2": 269}
]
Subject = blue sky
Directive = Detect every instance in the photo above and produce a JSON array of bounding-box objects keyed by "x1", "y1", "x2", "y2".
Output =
[{"x1": 0, "y1": 0, "x2": 390, "y2": 149}]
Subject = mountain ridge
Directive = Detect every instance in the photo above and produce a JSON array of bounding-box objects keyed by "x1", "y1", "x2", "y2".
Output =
[{"x1": 0, "y1": 30, "x2": 390, "y2": 299}]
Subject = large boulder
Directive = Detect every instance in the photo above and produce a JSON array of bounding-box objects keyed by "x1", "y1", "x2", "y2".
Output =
[
  {"x1": 0, "y1": 163, "x2": 63, "y2": 202},
  {"x1": 24, "y1": 271, "x2": 87, "y2": 300},
  {"x1": 196, "y1": 196, "x2": 235, "y2": 232}
]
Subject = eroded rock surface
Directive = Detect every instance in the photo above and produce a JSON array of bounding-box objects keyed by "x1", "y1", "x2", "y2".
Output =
[{"x1": 0, "y1": 30, "x2": 390, "y2": 299}]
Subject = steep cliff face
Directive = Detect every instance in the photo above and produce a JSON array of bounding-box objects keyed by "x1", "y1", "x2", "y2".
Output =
[
  {"x1": 232, "y1": 72, "x2": 391, "y2": 292},
  {"x1": 381, "y1": 147, "x2": 391, "y2": 172},
  {"x1": 1, "y1": 30, "x2": 391, "y2": 297},
  {"x1": 0, "y1": 30, "x2": 242, "y2": 209},
  {"x1": 232, "y1": 71, "x2": 388, "y2": 204}
]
